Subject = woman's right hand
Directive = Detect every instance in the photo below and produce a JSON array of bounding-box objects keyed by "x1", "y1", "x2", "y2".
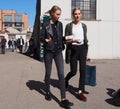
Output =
[{"x1": 66, "y1": 35, "x2": 73, "y2": 43}]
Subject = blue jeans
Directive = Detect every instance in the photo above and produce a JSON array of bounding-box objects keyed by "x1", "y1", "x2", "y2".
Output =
[{"x1": 44, "y1": 51, "x2": 66, "y2": 99}]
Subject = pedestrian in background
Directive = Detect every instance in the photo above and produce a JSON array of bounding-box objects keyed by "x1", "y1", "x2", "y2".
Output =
[
  {"x1": 19, "y1": 36, "x2": 24, "y2": 53},
  {"x1": 11, "y1": 38, "x2": 16, "y2": 52},
  {"x1": 8, "y1": 39, "x2": 12, "y2": 50},
  {"x1": 1, "y1": 36, "x2": 7, "y2": 54},
  {"x1": 41, "y1": 5, "x2": 73, "y2": 108},
  {"x1": 65, "y1": 8, "x2": 89, "y2": 101}
]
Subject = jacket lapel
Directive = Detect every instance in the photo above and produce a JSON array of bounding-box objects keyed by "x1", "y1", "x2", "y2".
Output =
[{"x1": 46, "y1": 23, "x2": 53, "y2": 37}]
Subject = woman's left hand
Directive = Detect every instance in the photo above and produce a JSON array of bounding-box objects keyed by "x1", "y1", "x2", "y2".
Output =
[{"x1": 45, "y1": 37, "x2": 52, "y2": 42}]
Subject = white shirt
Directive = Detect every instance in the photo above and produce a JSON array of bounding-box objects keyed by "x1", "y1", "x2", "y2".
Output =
[
  {"x1": 72, "y1": 22, "x2": 84, "y2": 45},
  {"x1": 20, "y1": 38, "x2": 23, "y2": 45}
]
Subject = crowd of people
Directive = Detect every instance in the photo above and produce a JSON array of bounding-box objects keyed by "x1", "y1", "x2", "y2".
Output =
[
  {"x1": 0, "y1": 36, "x2": 31, "y2": 55},
  {"x1": 8, "y1": 36, "x2": 25, "y2": 53}
]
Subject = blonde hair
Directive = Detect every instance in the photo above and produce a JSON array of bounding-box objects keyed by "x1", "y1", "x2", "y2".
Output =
[
  {"x1": 72, "y1": 7, "x2": 81, "y2": 16},
  {"x1": 46, "y1": 5, "x2": 61, "y2": 16}
]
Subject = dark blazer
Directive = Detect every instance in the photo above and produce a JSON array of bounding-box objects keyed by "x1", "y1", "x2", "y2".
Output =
[
  {"x1": 65, "y1": 22, "x2": 88, "y2": 64},
  {"x1": 65, "y1": 22, "x2": 88, "y2": 46},
  {"x1": 41, "y1": 20, "x2": 64, "y2": 51}
]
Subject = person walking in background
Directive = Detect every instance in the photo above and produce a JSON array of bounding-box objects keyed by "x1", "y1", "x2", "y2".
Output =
[
  {"x1": 25, "y1": 37, "x2": 35, "y2": 56},
  {"x1": 41, "y1": 5, "x2": 73, "y2": 108},
  {"x1": 19, "y1": 36, "x2": 24, "y2": 53},
  {"x1": 11, "y1": 38, "x2": 16, "y2": 52},
  {"x1": 8, "y1": 39, "x2": 12, "y2": 50},
  {"x1": 24, "y1": 39, "x2": 29, "y2": 53},
  {"x1": 1, "y1": 36, "x2": 7, "y2": 54},
  {"x1": 16, "y1": 38, "x2": 20, "y2": 52},
  {"x1": 65, "y1": 8, "x2": 89, "y2": 101}
]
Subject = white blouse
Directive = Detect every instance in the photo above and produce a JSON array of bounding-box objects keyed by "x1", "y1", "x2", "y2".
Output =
[{"x1": 72, "y1": 22, "x2": 84, "y2": 45}]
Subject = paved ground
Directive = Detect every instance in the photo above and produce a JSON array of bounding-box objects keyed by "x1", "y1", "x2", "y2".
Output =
[{"x1": 0, "y1": 49, "x2": 120, "y2": 109}]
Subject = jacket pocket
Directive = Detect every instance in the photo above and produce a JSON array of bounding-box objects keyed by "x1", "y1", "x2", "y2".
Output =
[{"x1": 45, "y1": 41, "x2": 54, "y2": 50}]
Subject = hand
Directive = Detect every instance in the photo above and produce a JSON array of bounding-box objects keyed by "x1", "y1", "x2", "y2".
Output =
[
  {"x1": 73, "y1": 39, "x2": 81, "y2": 44},
  {"x1": 66, "y1": 39, "x2": 73, "y2": 43},
  {"x1": 66, "y1": 35, "x2": 73, "y2": 43},
  {"x1": 66, "y1": 35, "x2": 73, "y2": 40},
  {"x1": 45, "y1": 37, "x2": 52, "y2": 42}
]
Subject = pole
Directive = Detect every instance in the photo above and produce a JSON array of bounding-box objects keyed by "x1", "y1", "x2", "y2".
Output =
[{"x1": 32, "y1": 0, "x2": 41, "y2": 60}]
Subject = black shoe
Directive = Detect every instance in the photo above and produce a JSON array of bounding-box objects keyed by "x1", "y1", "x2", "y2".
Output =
[
  {"x1": 61, "y1": 99, "x2": 74, "y2": 108},
  {"x1": 45, "y1": 93, "x2": 52, "y2": 101},
  {"x1": 83, "y1": 90, "x2": 89, "y2": 94}
]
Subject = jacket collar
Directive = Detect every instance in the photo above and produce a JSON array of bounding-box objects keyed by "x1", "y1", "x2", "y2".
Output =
[{"x1": 46, "y1": 21, "x2": 59, "y2": 36}]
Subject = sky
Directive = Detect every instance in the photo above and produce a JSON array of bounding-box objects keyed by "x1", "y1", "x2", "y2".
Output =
[{"x1": 0, "y1": 0, "x2": 37, "y2": 27}]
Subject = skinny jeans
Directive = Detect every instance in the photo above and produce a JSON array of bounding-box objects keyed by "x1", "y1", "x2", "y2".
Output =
[{"x1": 44, "y1": 51, "x2": 66, "y2": 99}]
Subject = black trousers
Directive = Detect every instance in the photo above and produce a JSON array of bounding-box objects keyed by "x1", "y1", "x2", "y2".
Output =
[
  {"x1": 65, "y1": 44, "x2": 87, "y2": 91},
  {"x1": 1, "y1": 46, "x2": 5, "y2": 54},
  {"x1": 19, "y1": 45, "x2": 23, "y2": 53}
]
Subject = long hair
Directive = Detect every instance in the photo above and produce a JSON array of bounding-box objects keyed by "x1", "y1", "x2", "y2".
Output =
[
  {"x1": 45, "y1": 5, "x2": 61, "y2": 16},
  {"x1": 72, "y1": 7, "x2": 82, "y2": 16}
]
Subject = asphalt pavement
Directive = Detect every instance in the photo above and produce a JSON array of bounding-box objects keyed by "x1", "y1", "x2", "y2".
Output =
[{"x1": 0, "y1": 49, "x2": 120, "y2": 109}]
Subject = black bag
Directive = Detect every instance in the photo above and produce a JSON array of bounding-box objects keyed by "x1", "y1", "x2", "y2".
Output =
[{"x1": 85, "y1": 65, "x2": 96, "y2": 86}]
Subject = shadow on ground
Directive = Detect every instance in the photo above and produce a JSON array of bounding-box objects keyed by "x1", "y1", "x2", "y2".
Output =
[
  {"x1": 26, "y1": 80, "x2": 71, "y2": 109},
  {"x1": 50, "y1": 79, "x2": 81, "y2": 101},
  {"x1": 105, "y1": 88, "x2": 120, "y2": 107}
]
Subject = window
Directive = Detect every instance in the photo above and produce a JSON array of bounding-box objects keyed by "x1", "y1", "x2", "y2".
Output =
[
  {"x1": 14, "y1": 16, "x2": 22, "y2": 21},
  {"x1": 4, "y1": 15, "x2": 12, "y2": 21},
  {"x1": 14, "y1": 22, "x2": 22, "y2": 27},
  {"x1": 4, "y1": 22, "x2": 13, "y2": 27},
  {"x1": 72, "y1": 0, "x2": 96, "y2": 20}
]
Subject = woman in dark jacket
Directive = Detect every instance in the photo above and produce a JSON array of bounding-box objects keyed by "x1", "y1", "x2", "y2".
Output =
[
  {"x1": 41, "y1": 5, "x2": 73, "y2": 108},
  {"x1": 65, "y1": 8, "x2": 88, "y2": 102}
]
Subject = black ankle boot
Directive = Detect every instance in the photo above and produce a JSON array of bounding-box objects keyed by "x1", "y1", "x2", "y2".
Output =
[{"x1": 45, "y1": 93, "x2": 52, "y2": 101}]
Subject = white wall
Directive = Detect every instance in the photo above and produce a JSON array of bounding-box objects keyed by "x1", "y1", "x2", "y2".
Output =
[
  {"x1": 41, "y1": 0, "x2": 120, "y2": 59},
  {"x1": 41, "y1": 0, "x2": 71, "y2": 20},
  {"x1": 86, "y1": 0, "x2": 120, "y2": 59}
]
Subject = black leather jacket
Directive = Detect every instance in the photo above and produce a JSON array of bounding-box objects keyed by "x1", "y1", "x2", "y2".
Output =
[{"x1": 41, "y1": 20, "x2": 64, "y2": 52}]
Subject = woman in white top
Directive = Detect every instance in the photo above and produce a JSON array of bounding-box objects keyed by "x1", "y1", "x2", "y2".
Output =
[{"x1": 65, "y1": 8, "x2": 88, "y2": 102}]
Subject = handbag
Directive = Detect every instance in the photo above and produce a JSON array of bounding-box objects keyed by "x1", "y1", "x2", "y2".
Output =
[{"x1": 85, "y1": 65, "x2": 96, "y2": 86}]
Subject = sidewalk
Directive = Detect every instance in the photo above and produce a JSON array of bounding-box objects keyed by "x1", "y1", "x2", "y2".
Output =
[{"x1": 0, "y1": 50, "x2": 120, "y2": 109}]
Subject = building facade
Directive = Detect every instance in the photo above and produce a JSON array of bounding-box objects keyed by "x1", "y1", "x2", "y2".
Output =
[
  {"x1": 41, "y1": 0, "x2": 120, "y2": 59},
  {"x1": 0, "y1": 10, "x2": 28, "y2": 32}
]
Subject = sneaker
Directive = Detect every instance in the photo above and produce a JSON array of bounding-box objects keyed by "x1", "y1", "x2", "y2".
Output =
[
  {"x1": 45, "y1": 93, "x2": 52, "y2": 101},
  {"x1": 78, "y1": 92, "x2": 87, "y2": 101},
  {"x1": 61, "y1": 99, "x2": 74, "y2": 108}
]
